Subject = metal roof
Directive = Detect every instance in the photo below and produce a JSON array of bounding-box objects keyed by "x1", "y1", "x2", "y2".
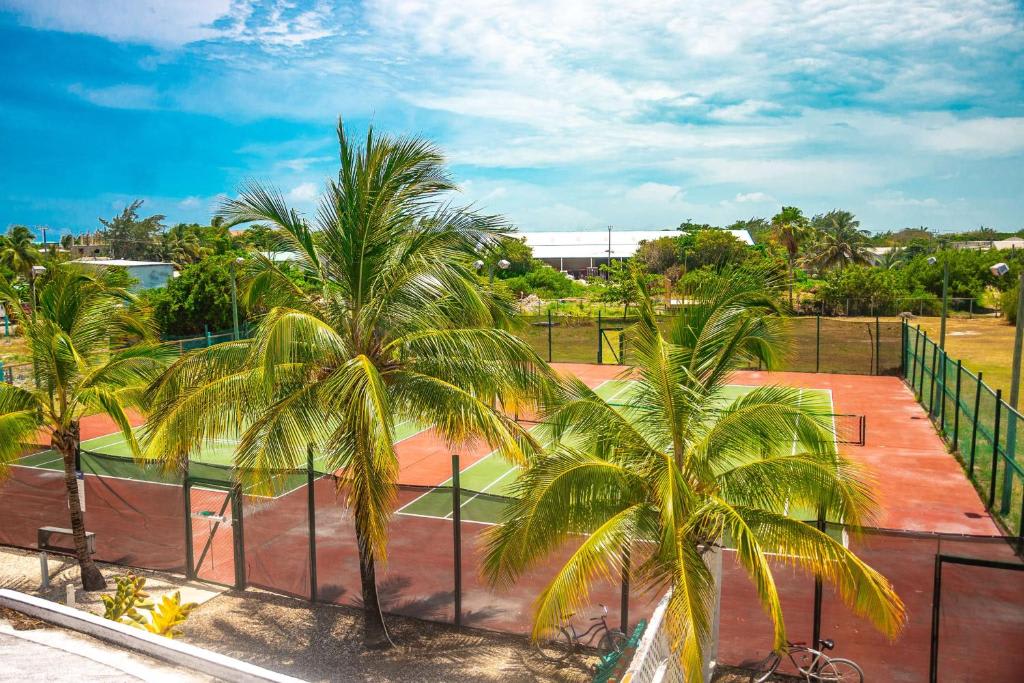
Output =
[{"x1": 515, "y1": 229, "x2": 753, "y2": 259}]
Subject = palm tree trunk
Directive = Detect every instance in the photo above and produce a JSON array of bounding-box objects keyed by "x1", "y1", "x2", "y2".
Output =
[
  {"x1": 355, "y1": 521, "x2": 390, "y2": 649},
  {"x1": 53, "y1": 425, "x2": 106, "y2": 591},
  {"x1": 788, "y1": 255, "x2": 795, "y2": 308}
]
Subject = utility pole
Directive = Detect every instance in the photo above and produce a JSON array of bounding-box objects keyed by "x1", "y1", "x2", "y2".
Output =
[{"x1": 606, "y1": 225, "x2": 612, "y2": 280}]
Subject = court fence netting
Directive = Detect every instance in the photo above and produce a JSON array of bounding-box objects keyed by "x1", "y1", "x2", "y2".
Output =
[
  {"x1": 1, "y1": 447, "x2": 1022, "y2": 681},
  {"x1": 517, "y1": 312, "x2": 903, "y2": 376},
  {"x1": 904, "y1": 320, "x2": 1024, "y2": 541}
]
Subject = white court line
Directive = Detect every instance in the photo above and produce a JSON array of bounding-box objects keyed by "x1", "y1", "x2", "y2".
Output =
[
  {"x1": 432, "y1": 379, "x2": 639, "y2": 519},
  {"x1": 394, "y1": 378, "x2": 625, "y2": 516}
]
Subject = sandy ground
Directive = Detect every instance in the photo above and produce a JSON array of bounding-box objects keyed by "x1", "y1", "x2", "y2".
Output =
[
  {"x1": 0, "y1": 546, "x2": 602, "y2": 682},
  {"x1": 0, "y1": 549, "x2": 790, "y2": 682}
]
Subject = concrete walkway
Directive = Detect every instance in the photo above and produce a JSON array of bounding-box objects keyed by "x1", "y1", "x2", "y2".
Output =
[{"x1": 0, "y1": 619, "x2": 214, "y2": 682}]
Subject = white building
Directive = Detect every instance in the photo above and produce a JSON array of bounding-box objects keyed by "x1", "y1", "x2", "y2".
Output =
[
  {"x1": 517, "y1": 229, "x2": 753, "y2": 277},
  {"x1": 70, "y1": 259, "x2": 176, "y2": 291}
]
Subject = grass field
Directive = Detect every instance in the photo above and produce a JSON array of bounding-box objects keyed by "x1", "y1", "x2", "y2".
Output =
[
  {"x1": 398, "y1": 380, "x2": 838, "y2": 526},
  {"x1": 905, "y1": 315, "x2": 1018, "y2": 398}
]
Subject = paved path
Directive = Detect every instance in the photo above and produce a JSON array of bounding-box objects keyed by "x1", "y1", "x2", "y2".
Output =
[{"x1": 0, "y1": 620, "x2": 214, "y2": 682}]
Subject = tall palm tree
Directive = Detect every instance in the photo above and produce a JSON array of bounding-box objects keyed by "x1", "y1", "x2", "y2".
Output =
[
  {"x1": 0, "y1": 265, "x2": 173, "y2": 590},
  {"x1": 1, "y1": 225, "x2": 41, "y2": 279},
  {"x1": 770, "y1": 207, "x2": 810, "y2": 307},
  {"x1": 805, "y1": 210, "x2": 873, "y2": 273},
  {"x1": 484, "y1": 269, "x2": 905, "y2": 681},
  {"x1": 142, "y1": 119, "x2": 553, "y2": 647}
]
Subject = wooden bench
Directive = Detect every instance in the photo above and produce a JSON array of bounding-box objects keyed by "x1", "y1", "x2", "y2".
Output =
[{"x1": 37, "y1": 526, "x2": 96, "y2": 589}]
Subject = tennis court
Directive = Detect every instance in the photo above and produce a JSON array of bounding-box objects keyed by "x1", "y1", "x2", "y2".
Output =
[
  {"x1": 16, "y1": 417, "x2": 434, "y2": 494},
  {"x1": 397, "y1": 380, "x2": 845, "y2": 525}
]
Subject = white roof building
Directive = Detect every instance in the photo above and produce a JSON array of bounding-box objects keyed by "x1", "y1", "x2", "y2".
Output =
[{"x1": 514, "y1": 229, "x2": 753, "y2": 275}]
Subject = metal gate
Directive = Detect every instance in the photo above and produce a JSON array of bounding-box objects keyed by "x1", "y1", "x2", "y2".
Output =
[
  {"x1": 599, "y1": 328, "x2": 625, "y2": 365},
  {"x1": 185, "y1": 479, "x2": 244, "y2": 588}
]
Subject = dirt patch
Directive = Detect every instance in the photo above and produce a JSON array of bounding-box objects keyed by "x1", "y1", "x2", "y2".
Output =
[
  {"x1": 0, "y1": 605, "x2": 47, "y2": 630},
  {"x1": 182, "y1": 587, "x2": 600, "y2": 683}
]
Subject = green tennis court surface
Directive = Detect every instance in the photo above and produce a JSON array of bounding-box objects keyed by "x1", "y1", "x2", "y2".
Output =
[
  {"x1": 17, "y1": 417, "x2": 433, "y2": 492},
  {"x1": 398, "y1": 381, "x2": 840, "y2": 527}
]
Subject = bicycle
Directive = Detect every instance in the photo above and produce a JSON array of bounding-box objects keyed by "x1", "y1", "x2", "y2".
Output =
[
  {"x1": 750, "y1": 638, "x2": 863, "y2": 682},
  {"x1": 535, "y1": 604, "x2": 627, "y2": 662}
]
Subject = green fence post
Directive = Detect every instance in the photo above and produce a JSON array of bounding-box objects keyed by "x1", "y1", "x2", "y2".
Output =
[
  {"x1": 987, "y1": 393, "x2": 1003, "y2": 509},
  {"x1": 939, "y1": 350, "x2": 947, "y2": 434},
  {"x1": 232, "y1": 484, "x2": 246, "y2": 589},
  {"x1": 597, "y1": 311, "x2": 603, "y2": 364},
  {"x1": 952, "y1": 360, "x2": 962, "y2": 451},
  {"x1": 183, "y1": 466, "x2": 194, "y2": 580},
  {"x1": 1000, "y1": 402, "x2": 1017, "y2": 515},
  {"x1": 205, "y1": 325, "x2": 212, "y2": 347},
  {"x1": 451, "y1": 454, "x2": 462, "y2": 627},
  {"x1": 915, "y1": 329, "x2": 925, "y2": 399},
  {"x1": 929, "y1": 341, "x2": 938, "y2": 417},
  {"x1": 547, "y1": 309, "x2": 553, "y2": 363},
  {"x1": 969, "y1": 371, "x2": 983, "y2": 475},
  {"x1": 919, "y1": 333, "x2": 928, "y2": 401},
  {"x1": 901, "y1": 319, "x2": 907, "y2": 377},
  {"x1": 815, "y1": 315, "x2": 821, "y2": 373},
  {"x1": 875, "y1": 316, "x2": 881, "y2": 375},
  {"x1": 307, "y1": 445, "x2": 318, "y2": 602}
]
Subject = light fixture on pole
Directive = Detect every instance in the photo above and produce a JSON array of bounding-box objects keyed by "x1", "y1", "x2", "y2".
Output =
[
  {"x1": 991, "y1": 261, "x2": 1022, "y2": 513},
  {"x1": 30, "y1": 265, "x2": 46, "y2": 322},
  {"x1": 231, "y1": 257, "x2": 244, "y2": 341}
]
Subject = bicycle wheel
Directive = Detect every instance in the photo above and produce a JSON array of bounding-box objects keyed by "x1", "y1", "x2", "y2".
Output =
[
  {"x1": 536, "y1": 628, "x2": 574, "y2": 662},
  {"x1": 817, "y1": 658, "x2": 863, "y2": 683},
  {"x1": 599, "y1": 629, "x2": 627, "y2": 653},
  {"x1": 748, "y1": 652, "x2": 781, "y2": 683}
]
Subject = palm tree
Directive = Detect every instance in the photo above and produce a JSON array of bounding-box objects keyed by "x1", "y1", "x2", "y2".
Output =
[
  {"x1": 874, "y1": 247, "x2": 905, "y2": 270},
  {"x1": 805, "y1": 210, "x2": 873, "y2": 273},
  {"x1": 142, "y1": 119, "x2": 553, "y2": 647},
  {"x1": 483, "y1": 269, "x2": 905, "y2": 681},
  {"x1": 1, "y1": 225, "x2": 41, "y2": 279},
  {"x1": 769, "y1": 207, "x2": 810, "y2": 307},
  {"x1": 0, "y1": 265, "x2": 173, "y2": 590}
]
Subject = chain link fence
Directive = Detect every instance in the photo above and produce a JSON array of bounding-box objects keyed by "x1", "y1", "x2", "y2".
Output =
[{"x1": 905, "y1": 322, "x2": 1024, "y2": 540}]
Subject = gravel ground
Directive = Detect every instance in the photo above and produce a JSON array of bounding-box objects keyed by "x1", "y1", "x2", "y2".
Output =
[
  {"x1": 183, "y1": 587, "x2": 599, "y2": 682},
  {"x1": 1, "y1": 546, "x2": 787, "y2": 682}
]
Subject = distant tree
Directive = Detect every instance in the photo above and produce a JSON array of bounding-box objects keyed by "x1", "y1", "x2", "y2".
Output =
[
  {"x1": 160, "y1": 225, "x2": 211, "y2": 267},
  {"x1": 145, "y1": 255, "x2": 240, "y2": 336},
  {"x1": 635, "y1": 235, "x2": 683, "y2": 274},
  {"x1": 688, "y1": 229, "x2": 750, "y2": 271},
  {"x1": 726, "y1": 217, "x2": 771, "y2": 244},
  {"x1": 770, "y1": 206, "x2": 811, "y2": 307},
  {"x1": 486, "y1": 236, "x2": 534, "y2": 278},
  {"x1": 240, "y1": 224, "x2": 281, "y2": 252},
  {"x1": 599, "y1": 259, "x2": 655, "y2": 317},
  {"x1": 805, "y1": 211, "x2": 873, "y2": 273},
  {"x1": 99, "y1": 200, "x2": 165, "y2": 261},
  {"x1": 874, "y1": 248, "x2": 905, "y2": 270},
  {"x1": 0, "y1": 225, "x2": 41, "y2": 279}
]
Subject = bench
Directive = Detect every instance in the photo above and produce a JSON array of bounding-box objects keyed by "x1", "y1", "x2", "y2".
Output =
[
  {"x1": 37, "y1": 526, "x2": 96, "y2": 589},
  {"x1": 593, "y1": 619, "x2": 647, "y2": 683}
]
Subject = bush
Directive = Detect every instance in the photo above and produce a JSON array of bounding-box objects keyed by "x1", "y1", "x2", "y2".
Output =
[
  {"x1": 815, "y1": 265, "x2": 937, "y2": 316},
  {"x1": 502, "y1": 264, "x2": 584, "y2": 299},
  {"x1": 144, "y1": 255, "x2": 241, "y2": 336},
  {"x1": 1003, "y1": 282, "x2": 1020, "y2": 325}
]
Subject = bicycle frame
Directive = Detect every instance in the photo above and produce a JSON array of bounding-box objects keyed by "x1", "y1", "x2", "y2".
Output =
[
  {"x1": 785, "y1": 646, "x2": 831, "y2": 680},
  {"x1": 566, "y1": 616, "x2": 612, "y2": 648}
]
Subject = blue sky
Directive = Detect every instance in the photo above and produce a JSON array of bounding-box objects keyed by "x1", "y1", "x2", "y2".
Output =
[{"x1": 1, "y1": 0, "x2": 1022, "y2": 239}]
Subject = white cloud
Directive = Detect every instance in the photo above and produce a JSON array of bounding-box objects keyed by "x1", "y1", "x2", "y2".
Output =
[
  {"x1": 627, "y1": 183, "x2": 685, "y2": 203},
  {"x1": 734, "y1": 192, "x2": 776, "y2": 203},
  {"x1": 285, "y1": 182, "x2": 319, "y2": 203},
  {"x1": 67, "y1": 84, "x2": 160, "y2": 110},
  {"x1": 916, "y1": 117, "x2": 1024, "y2": 155}
]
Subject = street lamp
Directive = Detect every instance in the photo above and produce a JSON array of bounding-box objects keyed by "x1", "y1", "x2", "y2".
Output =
[
  {"x1": 231, "y1": 257, "x2": 244, "y2": 341},
  {"x1": 29, "y1": 265, "x2": 46, "y2": 322},
  {"x1": 475, "y1": 258, "x2": 510, "y2": 285},
  {"x1": 991, "y1": 261, "x2": 1023, "y2": 513},
  {"x1": 927, "y1": 255, "x2": 949, "y2": 349}
]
